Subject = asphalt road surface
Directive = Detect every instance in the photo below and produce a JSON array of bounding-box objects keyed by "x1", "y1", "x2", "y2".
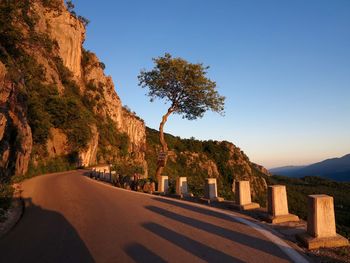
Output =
[{"x1": 0, "y1": 170, "x2": 308, "y2": 263}]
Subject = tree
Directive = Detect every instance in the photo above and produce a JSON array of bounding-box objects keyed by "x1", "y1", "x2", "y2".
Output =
[
  {"x1": 78, "y1": 15, "x2": 90, "y2": 27},
  {"x1": 66, "y1": 0, "x2": 74, "y2": 12},
  {"x1": 138, "y1": 53, "x2": 225, "y2": 180}
]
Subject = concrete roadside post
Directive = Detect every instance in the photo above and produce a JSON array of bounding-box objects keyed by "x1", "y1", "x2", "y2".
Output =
[
  {"x1": 297, "y1": 194, "x2": 349, "y2": 249},
  {"x1": 176, "y1": 177, "x2": 188, "y2": 196},
  {"x1": 234, "y1": 181, "x2": 260, "y2": 211},
  {"x1": 158, "y1": 176, "x2": 169, "y2": 194},
  {"x1": 267, "y1": 185, "x2": 299, "y2": 223},
  {"x1": 204, "y1": 178, "x2": 218, "y2": 200}
]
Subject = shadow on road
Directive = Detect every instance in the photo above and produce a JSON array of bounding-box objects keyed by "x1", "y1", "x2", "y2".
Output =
[
  {"x1": 142, "y1": 222, "x2": 246, "y2": 263},
  {"x1": 124, "y1": 243, "x2": 167, "y2": 263},
  {"x1": 0, "y1": 198, "x2": 95, "y2": 263},
  {"x1": 152, "y1": 197, "x2": 240, "y2": 223},
  {"x1": 145, "y1": 205, "x2": 290, "y2": 261}
]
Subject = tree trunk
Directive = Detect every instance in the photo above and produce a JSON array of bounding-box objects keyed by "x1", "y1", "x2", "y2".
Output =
[{"x1": 155, "y1": 107, "x2": 174, "y2": 181}]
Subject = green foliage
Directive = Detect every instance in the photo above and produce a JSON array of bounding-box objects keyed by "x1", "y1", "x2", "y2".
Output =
[
  {"x1": 146, "y1": 127, "x2": 259, "y2": 200},
  {"x1": 28, "y1": 96, "x2": 52, "y2": 144},
  {"x1": 12, "y1": 155, "x2": 77, "y2": 183},
  {"x1": 81, "y1": 49, "x2": 93, "y2": 68},
  {"x1": 15, "y1": 54, "x2": 93, "y2": 151},
  {"x1": 97, "y1": 117, "x2": 130, "y2": 162},
  {"x1": 64, "y1": 1, "x2": 89, "y2": 26},
  {"x1": 268, "y1": 175, "x2": 350, "y2": 239},
  {"x1": 41, "y1": 0, "x2": 62, "y2": 10},
  {"x1": 65, "y1": 0, "x2": 74, "y2": 12},
  {"x1": 78, "y1": 15, "x2": 90, "y2": 27},
  {"x1": 99, "y1": 62, "x2": 105, "y2": 70},
  {"x1": 29, "y1": 33, "x2": 58, "y2": 53},
  {"x1": 138, "y1": 53, "x2": 225, "y2": 120},
  {"x1": 112, "y1": 162, "x2": 144, "y2": 177},
  {"x1": 81, "y1": 49, "x2": 105, "y2": 71}
]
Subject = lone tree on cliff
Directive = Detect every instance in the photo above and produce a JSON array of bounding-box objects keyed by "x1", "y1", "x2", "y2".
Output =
[{"x1": 138, "y1": 53, "x2": 225, "y2": 180}]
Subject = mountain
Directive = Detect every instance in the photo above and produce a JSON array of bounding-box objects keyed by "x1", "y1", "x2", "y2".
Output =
[
  {"x1": 269, "y1": 154, "x2": 350, "y2": 182},
  {"x1": 0, "y1": 1, "x2": 270, "y2": 204},
  {"x1": 269, "y1": 166, "x2": 306, "y2": 176}
]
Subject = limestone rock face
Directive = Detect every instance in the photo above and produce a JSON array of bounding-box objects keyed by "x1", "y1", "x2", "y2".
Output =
[
  {"x1": 0, "y1": 62, "x2": 32, "y2": 178},
  {"x1": 184, "y1": 152, "x2": 220, "y2": 178},
  {"x1": 46, "y1": 128, "x2": 69, "y2": 157},
  {"x1": 224, "y1": 142, "x2": 268, "y2": 199},
  {"x1": 121, "y1": 109, "x2": 146, "y2": 161},
  {"x1": 83, "y1": 52, "x2": 147, "y2": 168},
  {"x1": 79, "y1": 125, "x2": 99, "y2": 167},
  {"x1": 34, "y1": 1, "x2": 85, "y2": 78}
]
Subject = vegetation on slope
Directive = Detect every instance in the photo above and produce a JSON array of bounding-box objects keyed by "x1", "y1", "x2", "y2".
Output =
[{"x1": 146, "y1": 127, "x2": 268, "y2": 204}]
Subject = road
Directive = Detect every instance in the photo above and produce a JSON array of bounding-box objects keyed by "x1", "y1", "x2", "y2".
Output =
[{"x1": 0, "y1": 170, "x2": 308, "y2": 263}]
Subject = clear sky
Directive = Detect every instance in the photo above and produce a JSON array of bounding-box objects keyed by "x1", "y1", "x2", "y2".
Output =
[{"x1": 73, "y1": 0, "x2": 350, "y2": 168}]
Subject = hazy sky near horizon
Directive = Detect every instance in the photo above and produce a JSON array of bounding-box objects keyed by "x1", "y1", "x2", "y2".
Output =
[{"x1": 73, "y1": 0, "x2": 350, "y2": 168}]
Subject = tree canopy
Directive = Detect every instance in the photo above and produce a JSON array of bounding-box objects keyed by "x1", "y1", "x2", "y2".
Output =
[{"x1": 138, "y1": 53, "x2": 225, "y2": 120}]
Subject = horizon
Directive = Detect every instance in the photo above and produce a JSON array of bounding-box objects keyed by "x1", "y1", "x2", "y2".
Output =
[{"x1": 73, "y1": 0, "x2": 350, "y2": 169}]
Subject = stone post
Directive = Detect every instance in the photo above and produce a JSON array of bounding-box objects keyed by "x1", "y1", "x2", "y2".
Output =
[
  {"x1": 297, "y1": 194, "x2": 349, "y2": 249},
  {"x1": 267, "y1": 185, "x2": 299, "y2": 223},
  {"x1": 204, "y1": 178, "x2": 218, "y2": 200},
  {"x1": 176, "y1": 177, "x2": 188, "y2": 196},
  {"x1": 308, "y1": 195, "x2": 336, "y2": 238},
  {"x1": 234, "y1": 181, "x2": 260, "y2": 210},
  {"x1": 111, "y1": 171, "x2": 116, "y2": 184},
  {"x1": 158, "y1": 176, "x2": 169, "y2": 194}
]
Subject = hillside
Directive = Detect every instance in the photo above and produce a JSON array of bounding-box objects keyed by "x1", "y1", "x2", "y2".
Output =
[
  {"x1": 146, "y1": 128, "x2": 270, "y2": 204},
  {"x1": 269, "y1": 154, "x2": 350, "y2": 182},
  {"x1": 0, "y1": 0, "x2": 147, "y2": 183}
]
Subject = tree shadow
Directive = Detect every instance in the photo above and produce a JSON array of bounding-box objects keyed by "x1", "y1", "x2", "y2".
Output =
[
  {"x1": 152, "y1": 197, "x2": 240, "y2": 223},
  {"x1": 124, "y1": 243, "x2": 167, "y2": 263},
  {"x1": 142, "y1": 222, "x2": 246, "y2": 263},
  {"x1": 0, "y1": 198, "x2": 95, "y2": 263},
  {"x1": 145, "y1": 205, "x2": 291, "y2": 261}
]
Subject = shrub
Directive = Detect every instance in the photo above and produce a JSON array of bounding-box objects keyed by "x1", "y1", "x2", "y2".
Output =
[{"x1": 0, "y1": 183, "x2": 14, "y2": 221}]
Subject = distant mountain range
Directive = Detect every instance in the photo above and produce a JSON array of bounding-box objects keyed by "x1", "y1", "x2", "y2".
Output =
[{"x1": 269, "y1": 154, "x2": 350, "y2": 182}]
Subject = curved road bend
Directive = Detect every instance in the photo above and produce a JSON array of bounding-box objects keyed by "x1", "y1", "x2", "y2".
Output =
[{"x1": 0, "y1": 170, "x2": 308, "y2": 263}]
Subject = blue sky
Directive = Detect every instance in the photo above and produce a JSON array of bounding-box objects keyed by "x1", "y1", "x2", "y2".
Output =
[{"x1": 73, "y1": 0, "x2": 350, "y2": 168}]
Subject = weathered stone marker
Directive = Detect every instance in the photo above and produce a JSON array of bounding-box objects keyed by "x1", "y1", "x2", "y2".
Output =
[
  {"x1": 204, "y1": 178, "x2": 218, "y2": 200},
  {"x1": 176, "y1": 177, "x2": 188, "y2": 196},
  {"x1": 158, "y1": 175, "x2": 169, "y2": 194},
  {"x1": 110, "y1": 171, "x2": 116, "y2": 183},
  {"x1": 297, "y1": 194, "x2": 349, "y2": 249},
  {"x1": 234, "y1": 181, "x2": 260, "y2": 210},
  {"x1": 267, "y1": 185, "x2": 299, "y2": 223}
]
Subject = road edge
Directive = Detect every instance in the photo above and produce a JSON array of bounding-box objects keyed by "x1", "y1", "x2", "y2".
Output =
[{"x1": 84, "y1": 174, "x2": 311, "y2": 263}]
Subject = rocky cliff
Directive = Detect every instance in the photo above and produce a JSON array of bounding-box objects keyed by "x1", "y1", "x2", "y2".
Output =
[
  {"x1": 0, "y1": 0, "x2": 146, "y2": 180},
  {"x1": 0, "y1": 61, "x2": 32, "y2": 180},
  {"x1": 146, "y1": 128, "x2": 270, "y2": 204}
]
